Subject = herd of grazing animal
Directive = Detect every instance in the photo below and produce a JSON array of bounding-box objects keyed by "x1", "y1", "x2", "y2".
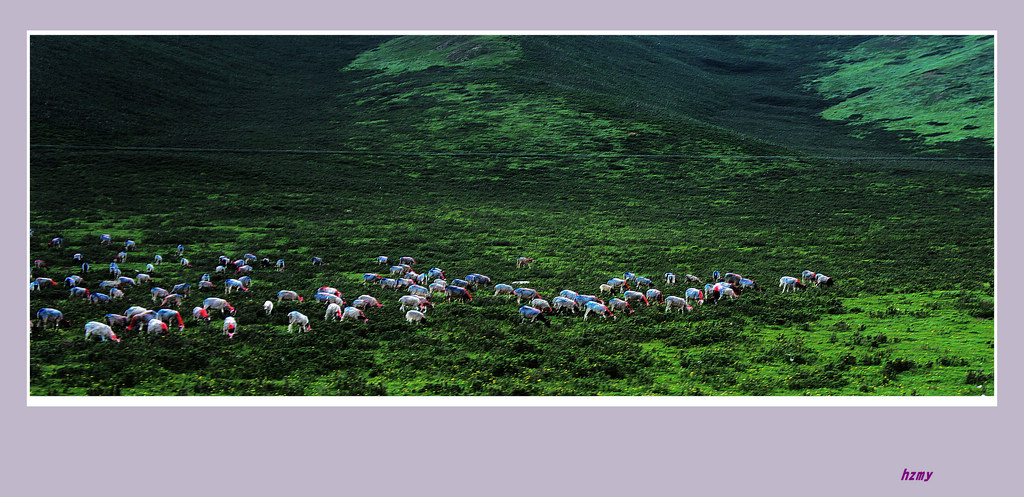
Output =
[{"x1": 30, "y1": 234, "x2": 836, "y2": 343}]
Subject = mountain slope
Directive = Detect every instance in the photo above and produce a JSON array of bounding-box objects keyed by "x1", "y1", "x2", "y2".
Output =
[{"x1": 30, "y1": 34, "x2": 994, "y2": 164}]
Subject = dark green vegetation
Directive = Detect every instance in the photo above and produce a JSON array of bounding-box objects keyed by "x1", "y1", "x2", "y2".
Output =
[{"x1": 29, "y1": 35, "x2": 993, "y2": 396}]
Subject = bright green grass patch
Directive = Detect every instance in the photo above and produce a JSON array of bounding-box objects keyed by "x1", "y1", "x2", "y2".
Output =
[
  {"x1": 345, "y1": 35, "x2": 522, "y2": 74},
  {"x1": 809, "y1": 35, "x2": 993, "y2": 145}
]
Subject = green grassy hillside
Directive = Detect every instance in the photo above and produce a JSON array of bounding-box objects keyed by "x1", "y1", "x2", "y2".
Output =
[{"x1": 28, "y1": 35, "x2": 993, "y2": 397}]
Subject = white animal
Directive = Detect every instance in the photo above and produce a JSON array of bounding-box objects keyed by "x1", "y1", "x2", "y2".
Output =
[
  {"x1": 530, "y1": 298, "x2": 552, "y2": 313},
  {"x1": 551, "y1": 296, "x2": 579, "y2": 315},
  {"x1": 125, "y1": 306, "x2": 149, "y2": 319},
  {"x1": 277, "y1": 290, "x2": 303, "y2": 303},
  {"x1": 223, "y1": 316, "x2": 237, "y2": 338},
  {"x1": 583, "y1": 301, "x2": 615, "y2": 321},
  {"x1": 287, "y1": 311, "x2": 311, "y2": 332},
  {"x1": 151, "y1": 287, "x2": 169, "y2": 303},
  {"x1": 355, "y1": 295, "x2": 382, "y2": 308},
  {"x1": 664, "y1": 296, "x2": 693, "y2": 314},
  {"x1": 779, "y1": 276, "x2": 805, "y2": 293},
  {"x1": 405, "y1": 310, "x2": 427, "y2": 325},
  {"x1": 263, "y1": 300, "x2": 274, "y2": 316},
  {"x1": 202, "y1": 297, "x2": 236, "y2": 315},
  {"x1": 192, "y1": 307, "x2": 210, "y2": 324},
  {"x1": 147, "y1": 319, "x2": 169, "y2": 334},
  {"x1": 342, "y1": 306, "x2": 368, "y2": 323},
  {"x1": 399, "y1": 294, "x2": 429, "y2": 312},
  {"x1": 325, "y1": 303, "x2": 343, "y2": 321},
  {"x1": 84, "y1": 321, "x2": 119, "y2": 342}
]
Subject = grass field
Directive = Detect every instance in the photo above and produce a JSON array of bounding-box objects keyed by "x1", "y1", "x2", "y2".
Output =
[{"x1": 28, "y1": 35, "x2": 994, "y2": 396}]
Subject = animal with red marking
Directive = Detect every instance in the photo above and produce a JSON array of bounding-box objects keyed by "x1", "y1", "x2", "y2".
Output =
[
  {"x1": 664, "y1": 296, "x2": 693, "y2": 314},
  {"x1": 69, "y1": 287, "x2": 90, "y2": 300},
  {"x1": 445, "y1": 285, "x2": 472, "y2": 302},
  {"x1": 399, "y1": 295, "x2": 431, "y2": 312},
  {"x1": 277, "y1": 290, "x2": 304, "y2": 303},
  {"x1": 35, "y1": 277, "x2": 59, "y2": 290},
  {"x1": 146, "y1": 317, "x2": 170, "y2": 334},
  {"x1": 573, "y1": 294, "x2": 603, "y2": 309},
  {"x1": 355, "y1": 295, "x2": 383, "y2": 308},
  {"x1": 325, "y1": 303, "x2": 343, "y2": 321},
  {"x1": 608, "y1": 298, "x2": 634, "y2": 315},
  {"x1": 192, "y1": 307, "x2": 211, "y2": 324},
  {"x1": 516, "y1": 257, "x2": 535, "y2": 268},
  {"x1": 203, "y1": 297, "x2": 236, "y2": 316},
  {"x1": 225, "y1": 279, "x2": 248, "y2": 294},
  {"x1": 341, "y1": 306, "x2": 369, "y2": 323},
  {"x1": 127, "y1": 310, "x2": 159, "y2": 331},
  {"x1": 223, "y1": 316, "x2": 238, "y2": 338},
  {"x1": 84, "y1": 321, "x2": 119, "y2": 342},
  {"x1": 514, "y1": 287, "x2": 541, "y2": 304},
  {"x1": 288, "y1": 311, "x2": 312, "y2": 332},
  {"x1": 778, "y1": 276, "x2": 805, "y2": 293},
  {"x1": 157, "y1": 309, "x2": 185, "y2": 330},
  {"x1": 646, "y1": 289, "x2": 664, "y2": 305},
  {"x1": 583, "y1": 301, "x2": 615, "y2": 321},
  {"x1": 801, "y1": 270, "x2": 817, "y2": 285},
  {"x1": 622, "y1": 290, "x2": 649, "y2": 307},
  {"x1": 685, "y1": 288, "x2": 704, "y2": 305}
]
